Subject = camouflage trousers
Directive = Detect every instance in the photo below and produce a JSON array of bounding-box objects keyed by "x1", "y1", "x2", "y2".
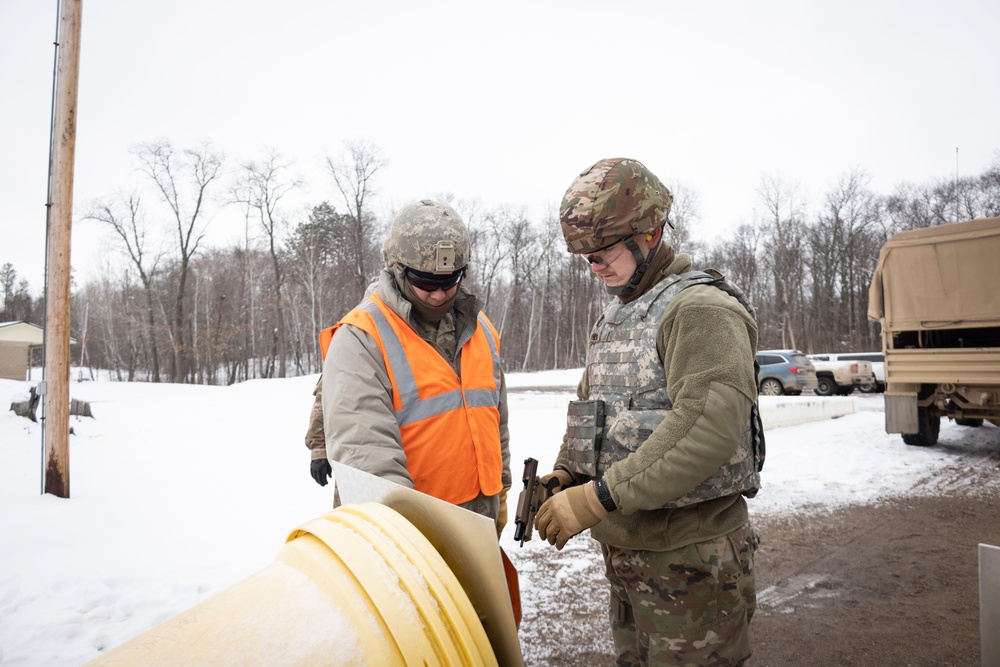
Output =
[{"x1": 601, "y1": 521, "x2": 759, "y2": 667}]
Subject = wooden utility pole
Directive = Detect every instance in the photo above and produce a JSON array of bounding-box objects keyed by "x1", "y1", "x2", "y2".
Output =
[{"x1": 43, "y1": 0, "x2": 83, "y2": 498}]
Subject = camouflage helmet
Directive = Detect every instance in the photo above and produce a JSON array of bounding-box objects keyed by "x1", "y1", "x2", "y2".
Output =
[
  {"x1": 383, "y1": 200, "x2": 469, "y2": 273},
  {"x1": 559, "y1": 158, "x2": 673, "y2": 254}
]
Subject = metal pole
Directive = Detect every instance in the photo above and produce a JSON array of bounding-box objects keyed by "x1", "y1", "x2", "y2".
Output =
[
  {"x1": 42, "y1": 0, "x2": 83, "y2": 498},
  {"x1": 981, "y1": 543, "x2": 1000, "y2": 667}
]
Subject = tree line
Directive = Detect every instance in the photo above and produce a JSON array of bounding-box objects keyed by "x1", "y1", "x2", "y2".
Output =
[{"x1": 5, "y1": 141, "x2": 999, "y2": 384}]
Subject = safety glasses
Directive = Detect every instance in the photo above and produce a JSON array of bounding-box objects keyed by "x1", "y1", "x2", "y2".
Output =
[
  {"x1": 583, "y1": 237, "x2": 629, "y2": 266},
  {"x1": 404, "y1": 267, "x2": 465, "y2": 292}
]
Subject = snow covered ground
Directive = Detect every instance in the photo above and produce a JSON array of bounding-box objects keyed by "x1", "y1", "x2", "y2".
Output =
[{"x1": 2, "y1": 371, "x2": 998, "y2": 666}]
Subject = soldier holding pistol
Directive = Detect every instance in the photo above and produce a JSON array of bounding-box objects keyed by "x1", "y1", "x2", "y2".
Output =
[{"x1": 535, "y1": 158, "x2": 764, "y2": 666}]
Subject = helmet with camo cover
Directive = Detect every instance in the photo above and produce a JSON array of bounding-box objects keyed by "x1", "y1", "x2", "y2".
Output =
[
  {"x1": 559, "y1": 158, "x2": 673, "y2": 254},
  {"x1": 383, "y1": 199, "x2": 469, "y2": 273}
]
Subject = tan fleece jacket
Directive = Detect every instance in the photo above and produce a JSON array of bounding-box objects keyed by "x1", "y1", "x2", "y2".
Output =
[{"x1": 556, "y1": 253, "x2": 759, "y2": 551}]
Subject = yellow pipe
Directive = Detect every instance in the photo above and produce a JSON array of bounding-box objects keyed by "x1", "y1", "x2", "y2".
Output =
[{"x1": 86, "y1": 503, "x2": 499, "y2": 666}]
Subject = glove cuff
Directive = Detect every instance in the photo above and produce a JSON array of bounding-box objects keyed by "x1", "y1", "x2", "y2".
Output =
[
  {"x1": 554, "y1": 465, "x2": 577, "y2": 484},
  {"x1": 583, "y1": 482, "x2": 610, "y2": 521}
]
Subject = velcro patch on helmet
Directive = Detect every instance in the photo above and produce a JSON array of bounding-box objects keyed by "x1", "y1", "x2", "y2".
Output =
[{"x1": 434, "y1": 241, "x2": 457, "y2": 273}]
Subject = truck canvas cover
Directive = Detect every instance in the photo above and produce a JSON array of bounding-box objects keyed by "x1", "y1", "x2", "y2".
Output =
[{"x1": 868, "y1": 216, "x2": 1000, "y2": 331}]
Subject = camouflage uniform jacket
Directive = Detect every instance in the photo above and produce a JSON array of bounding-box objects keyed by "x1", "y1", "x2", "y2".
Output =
[
  {"x1": 304, "y1": 379, "x2": 326, "y2": 461},
  {"x1": 321, "y1": 268, "x2": 513, "y2": 503},
  {"x1": 556, "y1": 253, "x2": 760, "y2": 551}
]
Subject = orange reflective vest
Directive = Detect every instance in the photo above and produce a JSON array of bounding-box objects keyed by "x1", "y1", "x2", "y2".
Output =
[{"x1": 319, "y1": 293, "x2": 504, "y2": 505}]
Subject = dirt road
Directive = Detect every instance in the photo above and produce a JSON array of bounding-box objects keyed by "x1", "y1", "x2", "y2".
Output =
[{"x1": 751, "y1": 490, "x2": 1000, "y2": 666}]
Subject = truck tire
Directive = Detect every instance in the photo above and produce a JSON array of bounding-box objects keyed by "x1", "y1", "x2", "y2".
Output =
[
  {"x1": 815, "y1": 375, "x2": 836, "y2": 396},
  {"x1": 955, "y1": 417, "x2": 984, "y2": 427},
  {"x1": 759, "y1": 378, "x2": 783, "y2": 396},
  {"x1": 901, "y1": 407, "x2": 940, "y2": 447}
]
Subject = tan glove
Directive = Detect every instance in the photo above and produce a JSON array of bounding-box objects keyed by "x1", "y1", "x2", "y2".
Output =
[
  {"x1": 535, "y1": 482, "x2": 608, "y2": 550},
  {"x1": 539, "y1": 468, "x2": 575, "y2": 496},
  {"x1": 495, "y1": 486, "x2": 510, "y2": 539}
]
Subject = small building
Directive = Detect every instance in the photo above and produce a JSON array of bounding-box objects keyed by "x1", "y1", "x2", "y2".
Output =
[{"x1": 0, "y1": 321, "x2": 76, "y2": 381}]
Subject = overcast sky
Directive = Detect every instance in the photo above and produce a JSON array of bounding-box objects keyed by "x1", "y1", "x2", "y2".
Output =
[{"x1": 3, "y1": 0, "x2": 999, "y2": 292}]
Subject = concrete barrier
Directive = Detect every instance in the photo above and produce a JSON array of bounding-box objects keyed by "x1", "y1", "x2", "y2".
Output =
[
  {"x1": 505, "y1": 389, "x2": 859, "y2": 431},
  {"x1": 758, "y1": 395, "x2": 858, "y2": 429}
]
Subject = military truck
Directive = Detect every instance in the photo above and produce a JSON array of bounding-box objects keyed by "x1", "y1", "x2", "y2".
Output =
[{"x1": 867, "y1": 216, "x2": 1000, "y2": 446}]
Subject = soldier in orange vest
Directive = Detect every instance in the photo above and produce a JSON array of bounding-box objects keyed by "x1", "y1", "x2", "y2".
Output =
[{"x1": 317, "y1": 200, "x2": 511, "y2": 537}]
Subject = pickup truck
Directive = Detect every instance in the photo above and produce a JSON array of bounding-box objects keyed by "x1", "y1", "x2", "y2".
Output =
[
  {"x1": 814, "y1": 352, "x2": 885, "y2": 392},
  {"x1": 807, "y1": 355, "x2": 875, "y2": 396}
]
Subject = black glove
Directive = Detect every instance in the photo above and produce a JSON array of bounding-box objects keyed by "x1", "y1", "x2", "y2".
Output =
[
  {"x1": 540, "y1": 468, "x2": 575, "y2": 495},
  {"x1": 310, "y1": 459, "x2": 332, "y2": 486}
]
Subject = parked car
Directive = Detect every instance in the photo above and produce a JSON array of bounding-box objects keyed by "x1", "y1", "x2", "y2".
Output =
[
  {"x1": 810, "y1": 352, "x2": 885, "y2": 392},
  {"x1": 755, "y1": 349, "x2": 819, "y2": 396},
  {"x1": 807, "y1": 354, "x2": 875, "y2": 396}
]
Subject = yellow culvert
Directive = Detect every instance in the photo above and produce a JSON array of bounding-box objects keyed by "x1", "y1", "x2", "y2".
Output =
[{"x1": 86, "y1": 503, "x2": 499, "y2": 666}]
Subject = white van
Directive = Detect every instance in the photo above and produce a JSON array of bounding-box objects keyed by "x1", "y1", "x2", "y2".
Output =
[{"x1": 814, "y1": 352, "x2": 885, "y2": 392}]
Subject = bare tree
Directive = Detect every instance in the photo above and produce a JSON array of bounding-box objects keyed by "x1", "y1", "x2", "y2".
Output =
[
  {"x1": 521, "y1": 215, "x2": 563, "y2": 370},
  {"x1": 465, "y1": 203, "x2": 514, "y2": 311},
  {"x1": 884, "y1": 180, "x2": 951, "y2": 232},
  {"x1": 812, "y1": 169, "x2": 884, "y2": 352},
  {"x1": 83, "y1": 191, "x2": 164, "y2": 380},
  {"x1": 980, "y1": 153, "x2": 1000, "y2": 217},
  {"x1": 756, "y1": 173, "x2": 807, "y2": 350},
  {"x1": 705, "y1": 222, "x2": 764, "y2": 303},
  {"x1": 324, "y1": 140, "x2": 386, "y2": 298},
  {"x1": 952, "y1": 161, "x2": 1000, "y2": 221},
  {"x1": 664, "y1": 180, "x2": 704, "y2": 259},
  {"x1": 69, "y1": 139, "x2": 1000, "y2": 380},
  {"x1": 232, "y1": 150, "x2": 300, "y2": 377},
  {"x1": 135, "y1": 140, "x2": 224, "y2": 382},
  {"x1": 494, "y1": 208, "x2": 535, "y2": 356}
]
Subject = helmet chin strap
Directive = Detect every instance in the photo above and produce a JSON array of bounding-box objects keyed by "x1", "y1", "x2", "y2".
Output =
[{"x1": 607, "y1": 236, "x2": 659, "y2": 297}]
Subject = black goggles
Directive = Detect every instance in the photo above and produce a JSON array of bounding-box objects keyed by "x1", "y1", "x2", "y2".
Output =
[{"x1": 404, "y1": 267, "x2": 466, "y2": 291}]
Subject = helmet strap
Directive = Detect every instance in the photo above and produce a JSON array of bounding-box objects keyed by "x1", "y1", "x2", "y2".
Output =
[{"x1": 607, "y1": 236, "x2": 658, "y2": 297}]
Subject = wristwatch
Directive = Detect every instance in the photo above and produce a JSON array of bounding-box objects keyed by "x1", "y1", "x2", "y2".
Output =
[{"x1": 594, "y1": 478, "x2": 617, "y2": 512}]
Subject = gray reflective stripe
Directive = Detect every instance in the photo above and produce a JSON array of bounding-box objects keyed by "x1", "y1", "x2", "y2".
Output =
[
  {"x1": 404, "y1": 390, "x2": 465, "y2": 424},
  {"x1": 465, "y1": 389, "x2": 498, "y2": 407},
  {"x1": 361, "y1": 300, "x2": 500, "y2": 426},
  {"x1": 477, "y1": 312, "x2": 503, "y2": 397}
]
